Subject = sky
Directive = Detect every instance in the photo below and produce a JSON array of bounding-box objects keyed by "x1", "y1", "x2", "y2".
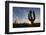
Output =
[{"x1": 13, "y1": 7, "x2": 40, "y2": 24}]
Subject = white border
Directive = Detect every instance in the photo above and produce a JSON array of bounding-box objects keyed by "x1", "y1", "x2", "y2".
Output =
[{"x1": 9, "y1": 3, "x2": 43, "y2": 32}]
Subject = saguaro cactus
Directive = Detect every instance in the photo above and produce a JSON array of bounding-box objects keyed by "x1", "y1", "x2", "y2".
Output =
[{"x1": 28, "y1": 10, "x2": 35, "y2": 25}]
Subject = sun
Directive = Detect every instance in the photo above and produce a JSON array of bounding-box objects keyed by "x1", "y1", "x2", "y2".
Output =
[{"x1": 28, "y1": 21, "x2": 31, "y2": 24}]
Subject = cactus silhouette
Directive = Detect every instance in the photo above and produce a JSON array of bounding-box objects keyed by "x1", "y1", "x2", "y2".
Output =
[{"x1": 28, "y1": 10, "x2": 35, "y2": 24}]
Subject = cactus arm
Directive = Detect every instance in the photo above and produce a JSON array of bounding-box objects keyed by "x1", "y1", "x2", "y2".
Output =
[{"x1": 33, "y1": 11, "x2": 35, "y2": 21}]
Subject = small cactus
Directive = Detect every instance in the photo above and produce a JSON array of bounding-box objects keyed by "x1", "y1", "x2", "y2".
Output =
[{"x1": 28, "y1": 10, "x2": 35, "y2": 25}]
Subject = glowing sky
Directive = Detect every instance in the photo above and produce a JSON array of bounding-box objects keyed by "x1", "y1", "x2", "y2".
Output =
[{"x1": 13, "y1": 7, "x2": 40, "y2": 24}]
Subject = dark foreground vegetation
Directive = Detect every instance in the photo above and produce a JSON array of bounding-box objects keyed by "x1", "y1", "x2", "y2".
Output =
[{"x1": 13, "y1": 23, "x2": 40, "y2": 28}]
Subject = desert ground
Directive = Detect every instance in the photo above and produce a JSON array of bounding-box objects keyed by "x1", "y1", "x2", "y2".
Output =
[{"x1": 13, "y1": 23, "x2": 40, "y2": 28}]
